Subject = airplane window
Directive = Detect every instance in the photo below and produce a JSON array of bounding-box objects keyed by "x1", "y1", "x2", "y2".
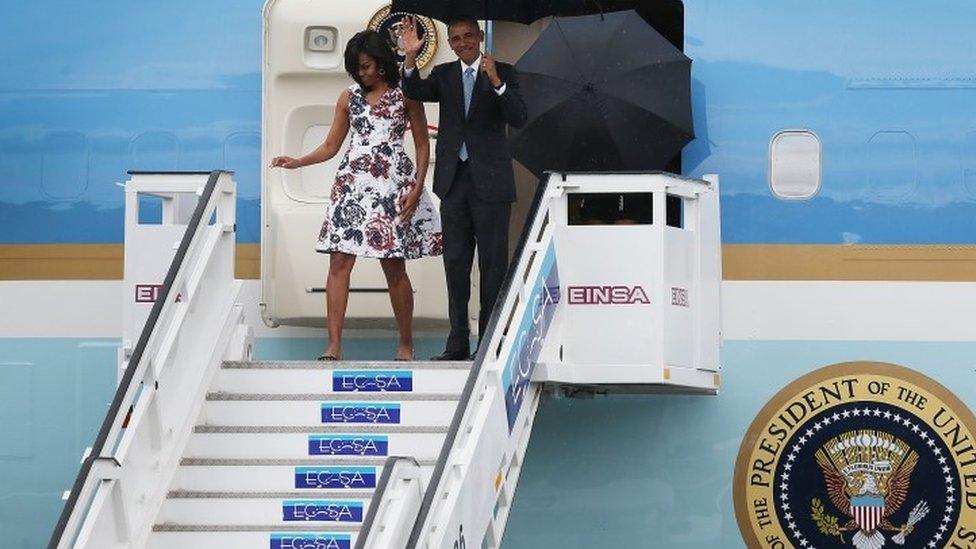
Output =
[
  {"x1": 130, "y1": 131, "x2": 178, "y2": 172},
  {"x1": 223, "y1": 132, "x2": 260, "y2": 200},
  {"x1": 867, "y1": 130, "x2": 916, "y2": 201},
  {"x1": 41, "y1": 132, "x2": 89, "y2": 200},
  {"x1": 964, "y1": 131, "x2": 976, "y2": 197},
  {"x1": 769, "y1": 130, "x2": 821, "y2": 200}
]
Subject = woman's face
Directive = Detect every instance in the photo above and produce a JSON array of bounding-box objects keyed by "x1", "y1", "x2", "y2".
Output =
[{"x1": 358, "y1": 53, "x2": 383, "y2": 88}]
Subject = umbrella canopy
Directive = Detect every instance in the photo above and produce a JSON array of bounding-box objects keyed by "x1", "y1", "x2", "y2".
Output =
[
  {"x1": 509, "y1": 10, "x2": 694, "y2": 176},
  {"x1": 390, "y1": 0, "x2": 638, "y2": 24}
]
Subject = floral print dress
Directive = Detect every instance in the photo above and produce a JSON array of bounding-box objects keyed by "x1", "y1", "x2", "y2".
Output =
[{"x1": 316, "y1": 84, "x2": 442, "y2": 259}]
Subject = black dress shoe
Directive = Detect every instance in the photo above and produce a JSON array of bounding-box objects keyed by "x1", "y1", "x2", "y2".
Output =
[{"x1": 430, "y1": 350, "x2": 471, "y2": 361}]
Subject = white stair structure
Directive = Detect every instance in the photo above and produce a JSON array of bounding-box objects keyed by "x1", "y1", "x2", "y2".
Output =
[
  {"x1": 150, "y1": 360, "x2": 467, "y2": 548},
  {"x1": 51, "y1": 171, "x2": 722, "y2": 549}
]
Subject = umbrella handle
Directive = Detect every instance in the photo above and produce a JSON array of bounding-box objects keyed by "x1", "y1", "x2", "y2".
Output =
[{"x1": 485, "y1": 20, "x2": 493, "y2": 53}]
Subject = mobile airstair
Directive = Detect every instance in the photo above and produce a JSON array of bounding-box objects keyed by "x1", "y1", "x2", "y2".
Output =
[{"x1": 50, "y1": 170, "x2": 721, "y2": 548}]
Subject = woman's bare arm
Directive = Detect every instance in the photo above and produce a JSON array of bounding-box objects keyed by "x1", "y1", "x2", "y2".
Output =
[
  {"x1": 405, "y1": 98, "x2": 430, "y2": 187},
  {"x1": 398, "y1": 97, "x2": 430, "y2": 221}
]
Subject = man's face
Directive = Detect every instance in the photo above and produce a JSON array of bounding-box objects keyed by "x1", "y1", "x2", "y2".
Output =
[{"x1": 448, "y1": 21, "x2": 483, "y2": 65}]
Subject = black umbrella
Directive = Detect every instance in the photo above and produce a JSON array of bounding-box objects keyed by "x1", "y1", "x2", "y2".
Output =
[
  {"x1": 509, "y1": 10, "x2": 694, "y2": 176},
  {"x1": 390, "y1": 0, "x2": 637, "y2": 24}
]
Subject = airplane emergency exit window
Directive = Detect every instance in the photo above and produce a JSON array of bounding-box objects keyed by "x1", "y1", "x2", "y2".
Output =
[
  {"x1": 568, "y1": 193, "x2": 653, "y2": 225},
  {"x1": 769, "y1": 130, "x2": 821, "y2": 200}
]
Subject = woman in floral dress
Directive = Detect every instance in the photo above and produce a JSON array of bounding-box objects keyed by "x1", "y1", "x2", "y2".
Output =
[{"x1": 271, "y1": 30, "x2": 441, "y2": 361}]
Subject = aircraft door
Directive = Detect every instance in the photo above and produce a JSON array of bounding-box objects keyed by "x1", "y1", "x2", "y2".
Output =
[{"x1": 261, "y1": 0, "x2": 452, "y2": 327}]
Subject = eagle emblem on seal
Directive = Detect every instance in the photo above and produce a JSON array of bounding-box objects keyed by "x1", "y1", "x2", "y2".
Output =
[
  {"x1": 812, "y1": 430, "x2": 930, "y2": 549},
  {"x1": 367, "y1": 5, "x2": 438, "y2": 69}
]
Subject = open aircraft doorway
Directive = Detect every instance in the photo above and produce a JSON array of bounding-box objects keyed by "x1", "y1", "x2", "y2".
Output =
[{"x1": 261, "y1": 0, "x2": 455, "y2": 327}]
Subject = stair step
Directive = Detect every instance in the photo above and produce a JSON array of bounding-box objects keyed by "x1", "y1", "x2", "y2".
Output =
[
  {"x1": 155, "y1": 523, "x2": 361, "y2": 532},
  {"x1": 225, "y1": 360, "x2": 469, "y2": 369},
  {"x1": 207, "y1": 392, "x2": 460, "y2": 401},
  {"x1": 169, "y1": 490, "x2": 370, "y2": 498},
  {"x1": 185, "y1": 431, "x2": 448, "y2": 459},
  {"x1": 201, "y1": 398, "x2": 459, "y2": 427},
  {"x1": 158, "y1": 496, "x2": 371, "y2": 526},
  {"x1": 193, "y1": 425, "x2": 448, "y2": 434},
  {"x1": 148, "y1": 530, "x2": 358, "y2": 549},
  {"x1": 214, "y1": 364, "x2": 469, "y2": 395},
  {"x1": 146, "y1": 361, "x2": 462, "y2": 549},
  {"x1": 170, "y1": 462, "x2": 434, "y2": 492}
]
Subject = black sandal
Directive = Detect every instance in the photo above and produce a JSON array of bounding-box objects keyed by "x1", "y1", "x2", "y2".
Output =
[{"x1": 317, "y1": 354, "x2": 338, "y2": 361}]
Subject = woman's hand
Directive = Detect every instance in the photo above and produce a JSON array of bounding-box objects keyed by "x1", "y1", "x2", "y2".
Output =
[
  {"x1": 270, "y1": 156, "x2": 302, "y2": 169},
  {"x1": 398, "y1": 188, "x2": 422, "y2": 222}
]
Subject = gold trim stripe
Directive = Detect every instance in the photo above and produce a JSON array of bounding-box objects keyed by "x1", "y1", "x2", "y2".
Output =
[
  {"x1": 236, "y1": 244, "x2": 261, "y2": 279},
  {"x1": 0, "y1": 244, "x2": 123, "y2": 280},
  {"x1": 723, "y1": 244, "x2": 976, "y2": 281},
  {"x1": 0, "y1": 244, "x2": 261, "y2": 280},
  {"x1": 3, "y1": 244, "x2": 976, "y2": 281}
]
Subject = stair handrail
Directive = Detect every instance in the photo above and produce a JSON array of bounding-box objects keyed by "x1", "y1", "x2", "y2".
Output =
[
  {"x1": 356, "y1": 456, "x2": 424, "y2": 549},
  {"x1": 49, "y1": 170, "x2": 241, "y2": 548},
  {"x1": 357, "y1": 177, "x2": 555, "y2": 548},
  {"x1": 406, "y1": 175, "x2": 557, "y2": 547}
]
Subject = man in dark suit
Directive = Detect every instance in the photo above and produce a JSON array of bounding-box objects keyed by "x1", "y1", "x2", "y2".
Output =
[{"x1": 400, "y1": 16, "x2": 527, "y2": 360}]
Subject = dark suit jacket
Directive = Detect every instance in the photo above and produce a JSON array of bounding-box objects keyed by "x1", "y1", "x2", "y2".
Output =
[{"x1": 402, "y1": 60, "x2": 527, "y2": 203}]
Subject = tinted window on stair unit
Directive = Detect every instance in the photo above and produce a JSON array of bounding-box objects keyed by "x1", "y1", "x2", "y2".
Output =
[
  {"x1": 568, "y1": 193, "x2": 653, "y2": 225},
  {"x1": 666, "y1": 194, "x2": 683, "y2": 228}
]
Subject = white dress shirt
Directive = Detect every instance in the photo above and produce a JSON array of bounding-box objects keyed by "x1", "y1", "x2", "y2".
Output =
[{"x1": 404, "y1": 55, "x2": 508, "y2": 96}]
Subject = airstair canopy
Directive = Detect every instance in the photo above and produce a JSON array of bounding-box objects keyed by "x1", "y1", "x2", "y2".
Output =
[{"x1": 535, "y1": 172, "x2": 722, "y2": 392}]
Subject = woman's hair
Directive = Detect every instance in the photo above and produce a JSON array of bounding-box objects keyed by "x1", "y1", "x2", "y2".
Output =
[{"x1": 344, "y1": 30, "x2": 400, "y2": 88}]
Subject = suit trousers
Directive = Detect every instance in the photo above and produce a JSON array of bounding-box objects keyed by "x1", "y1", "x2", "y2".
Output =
[{"x1": 440, "y1": 160, "x2": 511, "y2": 354}]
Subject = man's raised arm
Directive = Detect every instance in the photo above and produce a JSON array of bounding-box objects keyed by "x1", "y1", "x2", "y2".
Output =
[
  {"x1": 482, "y1": 55, "x2": 527, "y2": 129},
  {"x1": 400, "y1": 16, "x2": 440, "y2": 102}
]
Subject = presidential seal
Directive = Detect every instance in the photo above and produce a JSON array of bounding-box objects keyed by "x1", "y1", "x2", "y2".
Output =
[
  {"x1": 734, "y1": 362, "x2": 976, "y2": 549},
  {"x1": 367, "y1": 5, "x2": 438, "y2": 69}
]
